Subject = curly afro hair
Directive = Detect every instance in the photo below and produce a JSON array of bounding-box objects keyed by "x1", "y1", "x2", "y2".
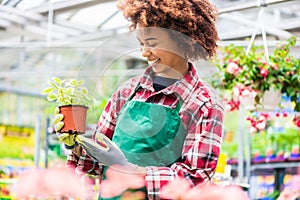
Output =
[{"x1": 117, "y1": 0, "x2": 219, "y2": 60}]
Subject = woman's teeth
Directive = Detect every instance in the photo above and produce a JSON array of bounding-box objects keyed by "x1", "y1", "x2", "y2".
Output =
[{"x1": 148, "y1": 58, "x2": 160, "y2": 65}]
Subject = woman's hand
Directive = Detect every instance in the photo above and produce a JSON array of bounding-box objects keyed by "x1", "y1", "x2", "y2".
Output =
[
  {"x1": 76, "y1": 134, "x2": 146, "y2": 174},
  {"x1": 76, "y1": 134, "x2": 127, "y2": 166},
  {"x1": 53, "y1": 107, "x2": 77, "y2": 149}
]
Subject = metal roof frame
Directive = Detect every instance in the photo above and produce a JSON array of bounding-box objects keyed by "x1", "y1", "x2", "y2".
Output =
[{"x1": 0, "y1": 0, "x2": 299, "y2": 96}]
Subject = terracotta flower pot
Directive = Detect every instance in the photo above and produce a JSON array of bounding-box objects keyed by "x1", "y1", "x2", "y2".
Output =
[{"x1": 59, "y1": 105, "x2": 88, "y2": 134}]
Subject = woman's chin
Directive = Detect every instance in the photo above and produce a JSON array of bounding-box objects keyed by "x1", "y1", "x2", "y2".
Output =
[{"x1": 151, "y1": 63, "x2": 171, "y2": 74}]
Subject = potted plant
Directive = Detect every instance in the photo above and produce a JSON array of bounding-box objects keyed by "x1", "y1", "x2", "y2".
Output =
[
  {"x1": 41, "y1": 77, "x2": 93, "y2": 134},
  {"x1": 211, "y1": 36, "x2": 300, "y2": 112}
]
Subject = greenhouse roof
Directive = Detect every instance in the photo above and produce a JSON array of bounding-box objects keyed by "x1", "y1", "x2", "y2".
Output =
[{"x1": 0, "y1": 0, "x2": 299, "y2": 96}]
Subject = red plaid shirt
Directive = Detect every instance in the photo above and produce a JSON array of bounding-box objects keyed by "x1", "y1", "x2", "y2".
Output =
[{"x1": 66, "y1": 64, "x2": 224, "y2": 199}]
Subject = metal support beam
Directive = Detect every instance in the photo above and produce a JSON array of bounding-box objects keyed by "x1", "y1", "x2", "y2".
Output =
[
  {"x1": 220, "y1": 13, "x2": 293, "y2": 39},
  {"x1": 0, "y1": 84, "x2": 45, "y2": 98},
  {"x1": 31, "y1": 0, "x2": 114, "y2": 14},
  {"x1": 0, "y1": 18, "x2": 11, "y2": 28},
  {"x1": 0, "y1": 5, "x2": 45, "y2": 22},
  {"x1": 218, "y1": 0, "x2": 296, "y2": 14},
  {"x1": 0, "y1": 39, "x2": 299, "y2": 48},
  {"x1": 0, "y1": 5, "x2": 93, "y2": 39},
  {"x1": 0, "y1": 11, "x2": 26, "y2": 24}
]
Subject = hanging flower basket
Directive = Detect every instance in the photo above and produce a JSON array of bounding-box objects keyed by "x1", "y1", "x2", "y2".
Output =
[{"x1": 210, "y1": 36, "x2": 300, "y2": 112}]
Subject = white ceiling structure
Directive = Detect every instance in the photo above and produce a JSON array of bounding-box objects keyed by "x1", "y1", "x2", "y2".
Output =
[{"x1": 0, "y1": 0, "x2": 299, "y2": 96}]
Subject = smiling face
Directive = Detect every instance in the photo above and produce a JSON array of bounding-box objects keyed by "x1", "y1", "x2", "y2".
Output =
[{"x1": 136, "y1": 27, "x2": 189, "y2": 78}]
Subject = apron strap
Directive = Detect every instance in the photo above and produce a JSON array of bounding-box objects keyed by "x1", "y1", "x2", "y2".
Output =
[
  {"x1": 173, "y1": 92, "x2": 183, "y2": 112},
  {"x1": 175, "y1": 98, "x2": 182, "y2": 112},
  {"x1": 128, "y1": 82, "x2": 141, "y2": 101},
  {"x1": 129, "y1": 82, "x2": 183, "y2": 112}
]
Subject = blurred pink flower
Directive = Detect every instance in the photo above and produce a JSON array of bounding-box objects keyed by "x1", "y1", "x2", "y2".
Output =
[
  {"x1": 44, "y1": 168, "x2": 89, "y2": 196},
  {"x1": 260, "y1": 68, "x2": 269, "y2": 79},
  {"x1": 249, "y1": 126, "x2": 258, "y2": 134},
  {"x1": 161, "y1": 180, "x2": 250, "y2": 200},
  {"x1": 233, "y1": 85, "x2": 257, "y2": 98},
  {"x1": 278, "y1": 180, "x2": 300, "y2": 200},
  {"x1": 256, "y1": 121, "x2": 266, "y2": 130},
  {"x1": 222, "y1": 185, "x2": 250, "y2": 200},
  {"x1": 226, "y1": 62, "x2": 242, "y2": 76},
  {"x1": 224, "y1": 98, "x2": 240, "y2": 112},
  {"x1": 160, "y1": 178, "x2": 191, "y2": 199},
  {"x1": 13, "y1": 168, "x2": 46, "y2": 197},
  {"x1": 99, "y1": 165, "x2": 145, "y2": 198},
  {"x1": 121, "y1": 190, "x2": 147, "y2": 200},
  {"x1": 241, "y1": 89, "x2": 253, "y2": 97},
  {"x1": 100, "y1": 179, "x2": 128, "y2": 198},
  {"x1": 13, "y1": 167, "x2": 92, "y2": 199}
]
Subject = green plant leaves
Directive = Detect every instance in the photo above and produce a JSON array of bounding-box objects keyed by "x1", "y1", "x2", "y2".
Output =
[
  {"x1": 53, "y1": 77, "x2": 62, "y2": 85},
  {"x1": 77, "y1": 80, "x2": 85, "y2": 85},
  {"x1": 49, "y1": 81, "x2": 58, "y2": 88},
  {"x1": 41, "y1": 77, "x2": 93, "y2": 108},
  {"x1": 47, "y1": 93, "x2": 57, "y2": 101},
  {"x1": 41, "y1": 87, "x2": 54, "y2": 94}
]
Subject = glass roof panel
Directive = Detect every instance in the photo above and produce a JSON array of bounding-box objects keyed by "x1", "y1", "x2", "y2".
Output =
[
  {"x1": 15, "y1": 0, "x2": 48, "y2": 9},
  {"x1": 69, "y1": 2, "x2": 126, "y2": 29}
]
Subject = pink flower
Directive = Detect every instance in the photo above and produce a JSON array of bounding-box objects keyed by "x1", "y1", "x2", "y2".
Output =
[
  {"x1": 99, "y1": 165, "x2": 145, "y2": 198},
  {"x1": 13, "y1": 167, "x2": 92, "y2": 199},
  {"x1": 293, "y1": 115, "x2": 300, "y2": 128},
  {"x1": 286, "y1": 57, "x2": 290, "y2": 62},
  {"x1": 160, "y1": 178, "x2": 191, "y2": 199},
  {"x1": 225, "y1": 103, "x2": 232, "y2": 111},
  {"x1": 226, "y1": 62, "x2": 242, "y2": 76},
  {"x1": 241, "y1": 89, "x2": 251, "y2": 97},
  {"x1": 250, "y1": 126, "x2": 257, "y2": 134},
  {"x1": 122, "y1": 190, "x2": 147, "y2": 200},
  {"x1": 278, "y1": 175, "x2": 300, "y2": 200},
  {"x1": 100, "y1": 179, "x2": 128, "y2": 198},
  {"x1": 161, "y1": 180, "x2": 250, "y2": 200},
  {"x1": 13, "y1": 168, "x2": 46, "y2": 197},
  {"x1": 260, "y1": 68, "x2": 269, "y2": 79},
  {"x1": 233, "y1": 86, "x2": 240, "y2": 96},
  {"x1": 224, "y1": 98, "x2": 240, "y2": 112},
  {"x1": 260, "y1": 113, "x2": 271, "y2": 120},
  {"x1": 44, "y1": 168, "x2": 89, "y2": 197},
  {"x1": 222, "y1": 185, "x2": 250, "y2": 200}
]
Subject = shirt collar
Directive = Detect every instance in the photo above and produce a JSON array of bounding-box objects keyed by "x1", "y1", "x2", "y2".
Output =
[
  {"x1": 138, "y1": 63, "x2": 200, "y2": 102},
  {"x1": 169, "y1": 63, "x2": 200, "y2": 102}
]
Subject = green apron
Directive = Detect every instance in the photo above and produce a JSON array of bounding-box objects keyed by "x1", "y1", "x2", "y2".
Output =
[{"x1": 99, "y1": 85, "x2": 187, "y2": 199}]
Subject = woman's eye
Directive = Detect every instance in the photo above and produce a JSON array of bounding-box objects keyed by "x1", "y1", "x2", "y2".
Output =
[
  {"x1": 140, "y1": 42, "x2": 158, "y2": 48},
  {"x1": 148, "y1": 43, "x2": 158, "y2": 47},
  {"x1": 139, "y1": 42, "x2": 158, "y2": 50}
]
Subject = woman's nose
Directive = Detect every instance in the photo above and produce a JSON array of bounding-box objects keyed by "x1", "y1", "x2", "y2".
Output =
[{"x1": 141, "y1": 46, "x2": 151, "y2": 57}]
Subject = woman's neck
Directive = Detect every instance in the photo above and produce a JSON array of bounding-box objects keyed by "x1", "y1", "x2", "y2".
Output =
[{"x1": 155, "y1": 60, "x2": 189, "y2": 79}]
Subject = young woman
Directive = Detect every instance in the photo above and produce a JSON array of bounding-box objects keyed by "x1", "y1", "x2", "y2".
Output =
[{"x1": 55, "y1": 0, "x2": 224, "y2": 199}]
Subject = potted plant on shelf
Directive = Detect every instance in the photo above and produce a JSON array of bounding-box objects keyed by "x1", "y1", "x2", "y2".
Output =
[
  {"x1": 211, "y1": 36, "x2": 300, "y2": 112},
  {"x1": 41, "y1": 77, "x2": 93, "y2": 134}
]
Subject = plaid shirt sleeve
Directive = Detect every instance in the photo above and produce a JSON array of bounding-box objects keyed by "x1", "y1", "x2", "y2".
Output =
[
  {"x1": 145, "y1": 85, "x2": 225, "y2": 199},
  {"x1": 66, "y1": 146, "x2": 102, "y2": 177}
]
